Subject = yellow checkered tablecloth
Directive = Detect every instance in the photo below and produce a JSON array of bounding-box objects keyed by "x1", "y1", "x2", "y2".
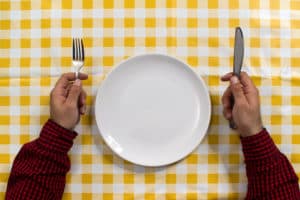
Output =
[{"x1": 1, "y1": 0, "x2": 300, "y2": 199}]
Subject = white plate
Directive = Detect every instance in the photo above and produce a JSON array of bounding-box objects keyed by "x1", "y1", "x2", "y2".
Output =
[{"x1": 95, "y1": 54, "x2": 211, "y2": 166}]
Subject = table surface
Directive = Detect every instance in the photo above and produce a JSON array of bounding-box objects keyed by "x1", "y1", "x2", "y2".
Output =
[{"x1": 1, "y1": 0, "x2": 300, "y2": 199}]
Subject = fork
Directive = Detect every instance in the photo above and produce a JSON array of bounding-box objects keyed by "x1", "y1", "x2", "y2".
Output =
[{"x1": 72, "y1": 38, "x2": 85, "y2": 79}]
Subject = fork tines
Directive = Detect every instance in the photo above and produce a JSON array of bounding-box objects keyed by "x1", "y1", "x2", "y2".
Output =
[{"x1": 72, "y1": 38, "x2": 85, "y2": 61}]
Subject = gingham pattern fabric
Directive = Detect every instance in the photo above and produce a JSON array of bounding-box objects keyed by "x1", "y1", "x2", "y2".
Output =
[{"x1": 0, "y1": 0, "x2": 300, "y2": 199}]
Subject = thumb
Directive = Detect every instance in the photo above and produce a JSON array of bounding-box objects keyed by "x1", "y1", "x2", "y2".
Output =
[
  {"x1": 67, "y1": 79, "x2": 82, "y2": 105},
  {"x1": 230, "y1": 76, "x2": 247, "y2": 104}
]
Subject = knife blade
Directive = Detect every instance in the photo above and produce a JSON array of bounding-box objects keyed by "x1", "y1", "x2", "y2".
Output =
[{"x1": 233, "y1": 27, "x2": 244, "y2": 78}]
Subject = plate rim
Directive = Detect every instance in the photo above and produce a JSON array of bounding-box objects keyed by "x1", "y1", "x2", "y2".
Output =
[{"x1": 95, "y1": 53, "x2": 211, "y2": 167}]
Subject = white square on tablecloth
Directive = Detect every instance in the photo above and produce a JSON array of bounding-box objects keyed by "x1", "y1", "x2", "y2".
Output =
[
  {"x1": 92, "y1": 184, "x2": 102, "y2": 193},
  {"x1": 259, "y1": 9, "x2": 271, "y2": 20},
  {"x1": 218, "y1": 46, "x2": 230, "y2": 57},
  {"x1": 176, "y1": 9, "x2": 187, "y2": 18},
  {"x1": 92, "y1": 164, "x2": 103, "y2": 174},
  {"x1": 198, "y1": 47, "x2": 209, "y2": 56},
  {"x1": 260, "y1": 86, "x2": 272, "y2": 96},
  {"x1": 238, "y1": 183, "x2": 247, "y2": 193},
  {"x1": 113, "y1": 184, "x2": 124, "y2": 193},
  {"x1": 197, "y1": 164, "x2": 208, "y2": 174},
  {"x1": 10, "y1": 144, "x2": 21, "y2": 154},
  {"x1": 154, "y1": 184, "x2": 166, "y2": 194},
  {"x1": 50, "y1": 28, "x2": 61, "y2": 38},
  {"x1": 280, "y1": 29, "x2": 291, "y2": 39},
  {"x1": 30, "y1": 10, "x2": 42, "y2": 20},
  {"x1": 10, "y1": 125, "x2": 20, "y2": 135},
  {"x1": 134, "y1": 28, "x2": 145, "y2": 37},
  {"x1": 280, "y1": 48, "x2": 290, "y2": 57},
  {"x1": 114, "y1": 47, "x2": 124, "y2": 56},
  {"x1": 113, "y1": 28, "x2": 124, "y2": 37},
  {"x1": 71, "y1": 9, "x2": 82, "y2": 19},
  {"x1": 10, "y1": 11, "x2": 21, "y2": 20},
  {"x1": 281, "y1": 105, "x2": 291, "y2": 115},
  {"x1": 197, "y1": 28, "x2": 208, "y2": 37},
  {"x1": 280, "y1": 144, "x2": 292, "y2": 154},
  {"x1": 51, "y1": 9, "x2": 61, "y2": 19},
  {"x1": 93, "y1": 28, "x2": 103, "y2": 37},
  {"x1": 281, "y1": 86, "x2": 291, "y2": 96},
  {"x1": 9, "y1": 86, "x2": 20, "y2": 96},
  {"x1": 29, "y1": 105, "x2": 41, "y2": 115},
  {"x1": 197, "y1": 9, "x2": 208, "y2": 19},
  {"x1": 134, "y1": 9, "x2": 146, "y2": 18},
  {"x1": 218, "y1": 9, "x2": 229, "y2": 19},
  {"x1": 197, "y1": 183, "x2": 209, "y2": 192},
  {"x1": 155, "y1": 8, "x2": 167, "y2": 18},
  {"x1": 71, "y1": 164, "x2": 82, "y2": 174},
  {"x1": 155, "y1": 47, "x2": 167, "y2": 54},
  {"x1": 176, "y1": 47, "x2": 188, "y2": 56},
  {"x1": 113, "y1": 9, "x2": 124, "y2": 18},
  {"x1": 156, "y1": 28, "x2": 167, "y2": 37},
  {"x1": 92, "y1": 47, "x2": 103, "y2": 56},
  {"x1": 218, "y1": 28, "x2": 229, "y2": 38},
  {"x1": 70, "y1": 184, "x2": 82, "y2": 193},
  {"x1": 177, "y1": 28, "x2": 187, "y2": 38},
  {"x1": 50, "y1": 47, "x2": 61, "y2": 57},
  {"x1": 30, "y1": 48, "x2": 42, "y2": 58},
  {"x1": 281, "y1": 125, "x2": 293, "y2": 135},
  {"x1": 218, "y1": 183, "x2": 229, "y2": 193},
  {"x1": 239, "y1": 9, "x2": 250, "y2": 18},
  {"x1": 176, "y1": 184, "x2": 187, "y2": 193},
  {"x1": 134, "y1": 184, "x2": 145, "y2": 194},
  {"x1": 261, "y1": 105, "x2": 272, "y2": 115},
  {"x1": 10, "y1": 48, "x2": 21, "y2": 58},
  {"x1": 29, "y1": 125, "x2": 40, "y2": 135},
  {"x1": 10, "y1": 106, "x2": 20, "y2": 116},
  {"x1": 281, "y1": 67, "x2": 291, "y2": 79},
  {"x1": 93, "y1": 9, "x2": 103, "y2": 18},
  {"x1": 10, "y1": 29, "x2": 21, "y2": 39},
  {"x1": 113, "y1": 164, "x2": 124, "y2": 174},
  {"x1": 72, "y1": 28, "x2": 83, "y2": 37}
]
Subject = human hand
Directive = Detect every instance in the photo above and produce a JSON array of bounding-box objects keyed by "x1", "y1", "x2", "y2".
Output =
[
  {"x1": 50, "y1": 73, "x2": 88, "y2": 130},
  {"x1": 221, "y1": 72, "x2": 263, "y2": 137}
]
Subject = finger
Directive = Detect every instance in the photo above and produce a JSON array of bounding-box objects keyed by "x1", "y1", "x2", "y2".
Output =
[
  {"x1": 239, "y1": 72, "x2": 256, "y2": 90},
  {"x1": 222, "y1": 86, "x2": 233, "y2": 119},
  {"x1": 80, "y1": 105, "x2": 86, "y2": 115},
  {"x1": 239, "y1": 72, "x2": 260, "y2": 105},
  {"x1": 78, "y1": 90, "x2": 87, "y2": 115},
  {"x1": 63, "y1": 82, "x2": 72, "y2": 97},
  {"x1": 79, "y1": 90, "x2": 87, "y2": 107},
  {"x1": 55, "y1": 72, "x2": 88, "y2": 90},
  {"x1": 221, "y1": 72, "x2": 234, "y2": 81},
  {"x1": 66, "y1": 79, "x2": 82, "y2": 106},
  {"x1": 230, "y1": 76, "x2": 247, "y2": 104}
]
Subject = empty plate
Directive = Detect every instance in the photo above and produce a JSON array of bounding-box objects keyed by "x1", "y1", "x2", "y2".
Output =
[{"x1": 95, "y1": 54, "x2": 211, "y2": 166}]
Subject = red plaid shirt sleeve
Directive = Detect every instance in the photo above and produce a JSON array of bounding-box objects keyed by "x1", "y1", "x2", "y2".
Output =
[
  {"x1": 241, "y1": 129, "x2": 300, "y2": 200},
  {"x1": 5, "y1": 119, "x2": 77, "y2": 200}
]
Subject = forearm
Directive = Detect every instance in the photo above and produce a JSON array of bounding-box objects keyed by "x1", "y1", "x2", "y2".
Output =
[
  {"x1": 6, "y1": 119, "x2": 77, "y2": 200},
  {"x1": 241, "y1": 129, "x2": 300, "y2": 200}
]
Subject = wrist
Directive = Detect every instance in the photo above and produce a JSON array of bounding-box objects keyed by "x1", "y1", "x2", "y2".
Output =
[
  {"x1": 50, "y1": 118, "x2": 74, "y2": 131},
  {"x1": 240, "y1": 125, "x2": 264, "y2": 137}
]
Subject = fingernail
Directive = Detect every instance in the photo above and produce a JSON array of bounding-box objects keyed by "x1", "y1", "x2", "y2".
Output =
[
  {"x1": 74, "y1": 79, "x2": 81, "y2": 86},
  {"x1": 230, "y1": 76, "x2": 239, "y2": 84}
]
